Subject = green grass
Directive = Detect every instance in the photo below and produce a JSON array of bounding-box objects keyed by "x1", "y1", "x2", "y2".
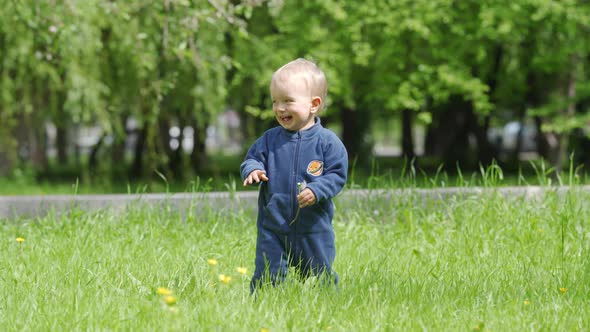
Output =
[
  {"x1": 2, "y1": 186, "x2": 590, "y2": 331},
  {"x1": 0, "y1": 173, "x2": 251, "y2": 195},
  {"x1": 2, "y1": 151, "x2": 589, "y2": 195},
  {"x1": 3, "y1": 159, "x2": 590, "y2": 195}
]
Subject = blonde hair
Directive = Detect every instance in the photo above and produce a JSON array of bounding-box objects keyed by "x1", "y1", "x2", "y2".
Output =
[{"x1": 271, "y1": 58, "x2": 328, "y2": 111}]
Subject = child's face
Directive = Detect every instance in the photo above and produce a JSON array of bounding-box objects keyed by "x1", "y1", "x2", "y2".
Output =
[{"x1": 270, "y1": 75, "x2": 320, "y2": 132}]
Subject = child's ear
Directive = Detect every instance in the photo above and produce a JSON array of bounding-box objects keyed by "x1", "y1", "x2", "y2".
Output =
[{"x1": 310, "y1": 96, "x2": 322, "y2": 113}]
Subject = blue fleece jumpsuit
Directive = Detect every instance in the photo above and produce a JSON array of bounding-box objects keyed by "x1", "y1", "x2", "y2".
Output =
[{"x1": 241, "y1": 118, "x2": 348, "y2": 290}]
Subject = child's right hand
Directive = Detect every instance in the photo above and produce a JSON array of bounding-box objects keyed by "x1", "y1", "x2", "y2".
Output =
[{"x1": 243, "y1": 170, "x2": 269, "y2": 186}]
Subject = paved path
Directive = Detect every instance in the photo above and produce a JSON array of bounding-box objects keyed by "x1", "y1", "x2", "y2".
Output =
[{"x1": 0, "y1": 186, "x2": 588, "y2": 219}]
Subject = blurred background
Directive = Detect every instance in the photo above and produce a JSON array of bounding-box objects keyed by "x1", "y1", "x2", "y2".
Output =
[{"x1": 1, "y1": 0, "x2": 589, "y2": 193}]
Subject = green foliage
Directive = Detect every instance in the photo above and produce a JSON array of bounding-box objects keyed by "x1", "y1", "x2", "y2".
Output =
[
  {"x1": 0, "y1": 0, "x2": 265, "y2": 177},
  {"x1": 1, "y1": 0, "x2": 590, "y2": 178}
]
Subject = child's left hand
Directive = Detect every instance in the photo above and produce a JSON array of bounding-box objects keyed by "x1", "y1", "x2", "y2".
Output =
[{"x1": 297, "y1": 188, "x2": 316, "y2": 208}]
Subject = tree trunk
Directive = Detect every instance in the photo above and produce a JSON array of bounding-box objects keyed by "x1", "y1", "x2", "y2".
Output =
[
  {"x1": 190, "y1": 117, "x2": 208, "y2": 175},
  {"x1": 554, "y1": 57, "x2": 578, "y2": 173},
  {"x1": 0, "y1": 32, "x2": 15, "y2": 176},
  {"x1": 28, "y1": 121, "x2": 47, "y2": 170},
  {"x1": 111, "y1": 116, "x2": 127, "y2": 174},
  {"x1": 15, "y1": 111, "x2": 47, "y2": 171},
  {"x1": 340, "y1": 106, "x2": 371, "y2": 165},
  {"x1": 426, "y1": 95, "x2": 496, "y2": 169},
  {"x1": 56, "y1": 125, "x2": 68, "y2": 164},
  {"x1": 510, "y1": 35, "x2": 537, "y2": 165},
  {"x1": 477, "y1": 44, "x2": 502, "y2": 165},
  {"x1": 130, "y1": 126, "x2": 147, "y2": 178},
  {"x1": 157, "y1": 117, "x2": 183, "y2": 179},
  {"x1": 158, "y1": 117, "x2": 171, "y2": 169},
  {"x1": 511, "y1": 114, "x2": 525, "y2": 165},
  {"x1": 467, "y1": 112, "x2": 496, "y2": 166},
  {"x1": 533, "y1": 116, "x2": 551, "y2": 159},
  {"x1": 29, "y1": 78, "x2": 49, "y2": 171},
  {"x1": 111, "y1": 138, "x2": 126, "y2": 176},
  {"x1": 401, "y1": 109, "x2": 415, "y2": 160},
  {"x1": 443, "y1": 103, "x2": 470, "y2": 169},
  {"x1": 0, "y1": 131, "x2": 16, "y2": 176},
  {"x1": 425, "y1": 95, "x2": 470, "y2": 168},
  {"x1": 88, "y1": 134, "x2": 105, "y2": 172}
]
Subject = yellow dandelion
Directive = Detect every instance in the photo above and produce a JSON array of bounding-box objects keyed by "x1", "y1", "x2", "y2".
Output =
[
  {"x1": 207, "y1": 258, "x2": 219, "y2": 266},
  {"x1": 218, "y1": 274, "x2": 232, "y2": 284},
  {"x1": 524, "y1": 299, "x2": 530, "y2": 305},
  {"x1": 164, "y1": 295, "x2": 177, "y2": 305},
  {"x1": 260, "y1": 328, "x2": 270, "y2": 332},
  {"x1": 559, "y1": 287, "x2": 567, "y2": 293},
  {"x1": 236, "y1": 267, "x2": 248, "y2": 275},
  {"x1": 16, "y1": 237, "x2": 25, "y2": 243},
  {"x1": 472, "y1": 322, "x2": 485, "y2": 331},
  {"x1": 156, "y1": 287, "x2": 172, "y2": 296}
]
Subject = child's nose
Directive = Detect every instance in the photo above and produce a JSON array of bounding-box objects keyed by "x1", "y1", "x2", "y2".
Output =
[{"x1": 275, "y1": 102, "x2": 286, "y2": 111}]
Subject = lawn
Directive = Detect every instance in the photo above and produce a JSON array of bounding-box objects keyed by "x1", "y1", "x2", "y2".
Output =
[
  {"x1": 2, "y1": 187, "x2": 589, "y2": 331},
  {"x1": 4, "y1": 156, "x2": 587, "y2": 195}
]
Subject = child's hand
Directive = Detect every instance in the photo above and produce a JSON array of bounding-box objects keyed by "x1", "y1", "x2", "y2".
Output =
[
  {"x1": 297, "y1": 188, "x2": 316, "y2": 208},
  {"x1": 243, "y1": 170, "x2": 269, "y2": 186}
]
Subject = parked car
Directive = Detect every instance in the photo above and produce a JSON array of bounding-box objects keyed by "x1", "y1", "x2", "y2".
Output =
[{"x1": 488, "y1": 121, "x2": 538, "y2": 153}]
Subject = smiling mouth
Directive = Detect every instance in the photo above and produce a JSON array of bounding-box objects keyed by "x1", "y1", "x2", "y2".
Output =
[{"x1": 279, "y1": 115, "x2": 293, "y2": 122}]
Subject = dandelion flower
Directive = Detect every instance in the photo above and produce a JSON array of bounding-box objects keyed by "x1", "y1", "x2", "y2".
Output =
[
  {"x1": 16, "y1": 237, "x2": 25, "y2": 243},
  {"x1": 472, "y1": 322, "x2": 485, "y2": 331},
  {"x1": 260, "y1": 328, "x2": 270, "y2": 332},
  {"x1": 218, "y1": 274, "x2": 232, "y2": 284},
  {"x1": 207, "y1": 258, "x2": 218, "y2": 266},
  {"x1": 236, "y1": 267, "x2": 248, "y2": 275},
  {"x1": 559, "y1": 287, "x2": 567, "y2": 293},
  {"x1": 156, "y1": 287, "x2": 172, "y2": 296},
  {"x1": 524, "y1": 299, "x2": 530, "y2": 305},
  {"x1": 164, "y1": 295, "x2": 177, "y2": 305}
]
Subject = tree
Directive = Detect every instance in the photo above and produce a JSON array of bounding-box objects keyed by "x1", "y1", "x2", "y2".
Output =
[
  {"x1": 0, "y1": 0, "x2": 265, "y2": 180},
  {"x1": 524, "y1": 0, "x2": 590, "y2": 172}
]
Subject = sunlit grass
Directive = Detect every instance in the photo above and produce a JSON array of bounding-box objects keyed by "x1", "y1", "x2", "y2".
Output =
[
  {"x1": 2, "y1": 184, "x2": 590, "y2": 330},
  {"x1": 3, "y1": 156, "x2": 590, "y2": 195}
]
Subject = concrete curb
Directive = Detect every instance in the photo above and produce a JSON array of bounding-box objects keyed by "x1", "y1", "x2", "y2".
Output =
[{"x1": 1, "y1": 185, "x2": 588, "y2": 219}]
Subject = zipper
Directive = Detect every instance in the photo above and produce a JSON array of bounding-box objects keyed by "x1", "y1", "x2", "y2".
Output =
[{"x1": 292, "y1": 131, "x2": 301, "y2": 222}]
